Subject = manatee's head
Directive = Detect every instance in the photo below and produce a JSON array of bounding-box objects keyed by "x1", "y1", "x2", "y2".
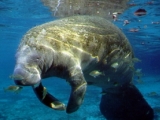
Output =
[
  {"x1": 12, "y1": 46, "x2": 42, "y2": 86},
  {"x1": 13, "y1": 64, "x2": 41, "y2": 86}
]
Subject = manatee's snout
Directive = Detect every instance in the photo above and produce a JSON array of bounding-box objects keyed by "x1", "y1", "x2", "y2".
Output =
[
  {"x1": 13, "y1": 67, "x2": 26, "y2": 85},
  {"x1": 13, "y1": 64, "x2": 41, "y2": 86}
]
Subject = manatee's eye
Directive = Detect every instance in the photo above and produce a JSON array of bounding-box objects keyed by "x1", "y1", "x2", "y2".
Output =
[
  {"x1": 36, "y1": 58, "x2": 39, "y2": 60},
  {"x1": 28, "y1": 53, "x2": 41, "y2": 63},
  {"x1": 35, "y1": 57, "x2": 40, "y2": 62}
]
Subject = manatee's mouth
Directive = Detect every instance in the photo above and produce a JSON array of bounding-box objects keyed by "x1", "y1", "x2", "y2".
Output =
[
  {"x1": 12, "y1": 64, "x2": 41, "y2": 86},
  {"x1": 12, "y1": 67, "x2": 27, "y2": 86}
]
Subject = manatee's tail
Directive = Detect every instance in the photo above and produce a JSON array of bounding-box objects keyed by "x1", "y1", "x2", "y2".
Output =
[
  {"x1": 32, "y1": 82, "x2": 66, "y2": 111},
  {"x1": 100, "y1": 84, "x2": 154, "y2": 120}
]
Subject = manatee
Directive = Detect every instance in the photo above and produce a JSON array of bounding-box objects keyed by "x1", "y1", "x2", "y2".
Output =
[
  {"x1": 12, "y1": 16, "x2": 153, "y2": 119},
  {"x1": 42, "y1": 0, "x2": 129, "y2": 20}
]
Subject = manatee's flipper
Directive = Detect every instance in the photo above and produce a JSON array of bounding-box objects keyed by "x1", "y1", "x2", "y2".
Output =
[
  {"x1": 100, "y1": 84, "x2": 154, "y2": 120},
  {"x1": 66, "y1": 67, "x2": 87, "y2": 113},
  {"x1": 33, "y1": 82, "x2": 66, "y2": 111}
]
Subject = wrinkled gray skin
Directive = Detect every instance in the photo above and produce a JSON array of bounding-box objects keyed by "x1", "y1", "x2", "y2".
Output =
[{"x1": 13, "y1": 16, "x2": 134, "y2": 113}]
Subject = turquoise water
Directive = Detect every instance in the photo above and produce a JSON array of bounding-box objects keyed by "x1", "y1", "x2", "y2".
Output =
[{"x1": 0, "y1": 0, "x2": 160, "y2": 120}]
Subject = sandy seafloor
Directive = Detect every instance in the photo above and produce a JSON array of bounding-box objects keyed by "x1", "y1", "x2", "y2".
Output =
[{"x1": 0, "y1": 0, "x2": 160, "y2": 120}]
